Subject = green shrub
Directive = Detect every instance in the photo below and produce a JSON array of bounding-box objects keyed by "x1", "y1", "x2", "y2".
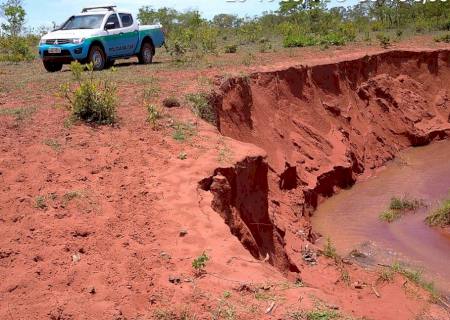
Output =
[
  {"x1": 192, "y1": 252, "x2": 209, "y2": 271},
  {"x1": 380, "y1": 196, "x2": 424, "y2": 222},
  {"x1": 389, "y1": 197, "x2": 422, "y2": 211},
  {"x1": 283, "y1": 31, "x2": 349, "y2": 48},
  {"x1": 434, "y1": 34, "x2": 450, "y2": 43},
  {"x1": 185, "y1": 92, "x2": 216, "y2": 124},
  {"x1": 147, "y1": 104, "x2": 163, "y2": 129},
  {"x1": 258, "y1": 37, "x2": 272, "y2": 52},
  {"x1": 322, "y1": 237, "x2": 338, "y2": 260},
  {"x1": 61, "y1": 62, "x2": 117, "y2": 124},
  {"x1": 172, "y1": 121, "x2": 196, "y2": 142},
  {"x1": 224, "y1": 44, "x2": 237, "y2": 53},
  {"x1": 283, "y1": 34, "x2": 318, "y2": 48},
  {"x1": 319, "y1": 33, "x2": 347, "y2": 46},
  {"x1": 376, "y1": 33, "x2": 391, "y2": 48},
  {"x1": 379, "y1": 209, "x2": 400, "y2": 223},
  {"x1": 338, "y1": 22, "x2": 357, "y2": 42},
  {"x1": 425, "y1": 199, "x2": 450, "y2": 227},
  {"x1": 166, "y1": 39, "x2": 188, "y2": 62},
  {"x1": 0, "y1": 36, "x2": 34, "y2": 62},
  {"x1": 237, "y1": 20, "x2": 263, "y2": 44}
]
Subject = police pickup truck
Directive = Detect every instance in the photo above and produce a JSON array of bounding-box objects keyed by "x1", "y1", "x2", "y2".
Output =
[{"x1": 38, "y1": 5, "x2": 165, "y2": 72}]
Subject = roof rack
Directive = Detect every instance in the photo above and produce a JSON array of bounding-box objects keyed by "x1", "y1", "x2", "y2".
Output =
[{"x1": 82, "y1": 5, "x2": 117, "y2": 13}]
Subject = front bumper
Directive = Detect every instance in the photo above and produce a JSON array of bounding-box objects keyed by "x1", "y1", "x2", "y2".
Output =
[{"x1": 39, "y1": 43, "x2": 89, "y2": 64}]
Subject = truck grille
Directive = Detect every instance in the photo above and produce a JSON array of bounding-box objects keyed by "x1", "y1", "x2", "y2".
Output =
[{"x1": 45, "y1": 39, "x2": 70, "y2": 45}]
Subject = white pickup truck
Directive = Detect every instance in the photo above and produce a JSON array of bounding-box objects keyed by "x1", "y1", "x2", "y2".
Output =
[{"x1": 38, "y1": 5, "x2": 165, "y2": 72}]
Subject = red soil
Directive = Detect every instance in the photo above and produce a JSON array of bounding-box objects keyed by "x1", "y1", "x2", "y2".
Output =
[{"x1": 1, "y1": 46, "x2": 450, "y2": 320}]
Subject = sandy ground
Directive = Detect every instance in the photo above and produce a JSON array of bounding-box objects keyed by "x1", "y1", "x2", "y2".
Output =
[{"x1": 1, "y1": 36, "x2": 450, "y2": 319}]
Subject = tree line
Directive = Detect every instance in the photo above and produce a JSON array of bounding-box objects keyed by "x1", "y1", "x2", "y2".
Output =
[{"x1": 1, "y1": 0, "x2": 450, "y2": 62}]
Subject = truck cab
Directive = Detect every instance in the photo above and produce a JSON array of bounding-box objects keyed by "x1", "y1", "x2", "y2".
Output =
[{"x1": 38, "y1": 6, "x2": 165, "y2": 72}]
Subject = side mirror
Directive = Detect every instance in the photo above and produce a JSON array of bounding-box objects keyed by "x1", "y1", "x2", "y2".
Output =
[{"x1": 105, "y1": 22, "x2": 115, "y2": 30}]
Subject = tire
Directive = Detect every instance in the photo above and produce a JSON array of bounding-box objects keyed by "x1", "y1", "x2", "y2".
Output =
[
  {"x1": 43, "y1": 61, "x2": 63, "y2": 72},
  {"x1": 88, "y1": 45, "x2": 106, "y2": 71},
  {"x1": 138, "y1": 41, "x2": 154, "y2": 64}
]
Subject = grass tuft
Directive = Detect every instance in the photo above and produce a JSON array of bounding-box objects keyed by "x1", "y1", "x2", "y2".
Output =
[
  {"x1": 172, "y1": 121, "x2": 196, "y2": 142},
  {"x1": 425, "y1": 199, "x2": 450, "y2": 227},
  {"x1": 185, "y1": 92, "x2": 216, "y2": 125},
  {"x1": 146, "y1": 104, "x2": 163, "y2": 129},
  {"x1": 322, "y1": 237, "x2": 338, "y2": 260},
  {"x1": 0, "y1": 106, "x2": 36, "y2": 121},
  {"x1": 34, "y1": 195, "x2": 47, "y2": 210},
  {"x1": 380, "y1": 262, "x2": 440, "y2": 301},
  {"x1": 379, "y1": 196, "x2": 424, "y2": 223}
]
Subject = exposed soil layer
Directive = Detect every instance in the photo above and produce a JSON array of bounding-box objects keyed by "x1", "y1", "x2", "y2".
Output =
[{"x1": 212, "y1": 50, "x2": 450, "y2": 272}]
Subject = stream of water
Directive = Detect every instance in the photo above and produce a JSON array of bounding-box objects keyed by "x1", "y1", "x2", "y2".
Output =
[{"x1": 311, "y1": 140, "x2": 450, "y2": 294}]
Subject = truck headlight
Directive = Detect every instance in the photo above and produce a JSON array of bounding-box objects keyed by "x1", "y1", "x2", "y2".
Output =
[
  {"x1": 72, "y1": 38, "x2": 85, "y2": 44},
  {"x1": 39, "y1": 38, "x2": 46, "y2": 45}
]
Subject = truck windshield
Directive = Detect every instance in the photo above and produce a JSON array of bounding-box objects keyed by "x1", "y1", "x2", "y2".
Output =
[{"x1": 61, "y1": 14, "x2": 105, "y2": 30}]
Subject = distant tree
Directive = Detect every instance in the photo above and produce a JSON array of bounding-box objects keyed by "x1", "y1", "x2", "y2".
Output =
[
  {"x1": 137, "y1": 7, "x2": 178, "y2": 33},
  {"x1": 212, "y1": 14, "x2": 240, "y2": 28},
  {"x1": 0, "y1": 0, "x2": 26, "y2": 36}
]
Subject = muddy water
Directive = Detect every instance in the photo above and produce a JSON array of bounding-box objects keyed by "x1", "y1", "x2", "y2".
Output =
[{"x1": 311, "y1": 140, "x2": 450, "y2": 294}]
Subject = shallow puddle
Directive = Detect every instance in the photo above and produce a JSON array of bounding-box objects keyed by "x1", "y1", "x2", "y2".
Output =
[{"x1": 312, "y1": 140, "x2": 450, "y2": 294}]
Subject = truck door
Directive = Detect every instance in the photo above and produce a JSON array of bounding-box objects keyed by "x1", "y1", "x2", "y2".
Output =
[
  {"x1": 103, "y1": 13, "x2": 123, "y2": 57},
  {"x1": 118, "y1": 13, "x2": 139, "y2": 56}
]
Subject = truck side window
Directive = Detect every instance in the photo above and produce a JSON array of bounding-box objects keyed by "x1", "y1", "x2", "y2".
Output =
[
  {"x1": 119, "y1": 13, "x2": 133, "y2": 28},
  {"x1": 106, "y1": 14, "x2": 120, "y2": 29}
]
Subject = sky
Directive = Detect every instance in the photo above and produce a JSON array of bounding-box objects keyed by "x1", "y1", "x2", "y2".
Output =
[{"x1": 18, "y1": 0, "x2": 358, "y2": 29}]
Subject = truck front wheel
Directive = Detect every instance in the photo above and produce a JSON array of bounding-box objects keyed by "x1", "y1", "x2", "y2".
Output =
[
  {"x1": 138, "y1": 42, "x2": 154, "y2": 64},
  {"x1": 88, "y1": 45, "x2": 106, "y2": 71},
  {"x1": 43, "y1": 61, "x2": 63, "y2": 72}
]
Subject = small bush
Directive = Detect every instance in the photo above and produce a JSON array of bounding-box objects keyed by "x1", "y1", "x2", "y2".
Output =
[
  {"x1": 380, "y1": 196, "x2": 424, "y2": 222},
  {"x1": 258, "y1": 37, "x2": 272, "y2": 53},
  {"x1": 172, "y1": 121, "x2": 196, "y2": 142},
  {"x1": 434, "y1": 34, "x2": 450, "y2": 43},
  {"x1": 379, "y1": 209, "x2": 400, "y2": 223},
  {"x1": 305, "y1": 309, "x2": 340, "y2": 320},
  {"x1": 61, "y1": 62, "x2": 117, "y2": 124},
  {"x1": 0, "y1": 36, "x2": 34, "y2": 62},
  {"x1": 378, "y1": 268, "x2": 395, "y2": 283},
  {"x1": 376, "y1": 33, "x2": 391, "y2": 48},
  {"x1": 425, "y1": 199, "x2": 450, "y2": 227},
  {"x1": 319, "y1": 33, "x2": 347, "y2": 46},
  {"x1": 147, "y1": 104, "x2": 163, "y2": 129},
  {"x1": 35, "y1": 195, "x2": 47, "y2": 210},
  {"x1": 284, "y1": 32, "x2": 348, "y2": 48},
  {"x1": 192, "y1": 251, "x2": 209, "y2": 273},
  {"x1": 389, "y1": 197, "x2": 422, "y2": 211},
  {"x1": 224, "y1": 44, "x2": 237, "y2": 53},
  {"x1": 185, "y1": 92, "x2": 216, "y2": 124},
  {"x1": 283, "y1": 34, "x2": 318, "y2": 48},
  {"x1": 162, "y1": 97, "x2": 180, "y2": 108},
  {"x1": 322, "y1": 237, "x2": 338, "y2": 260},
  {"x1": 166, "y1": 39, "x2": 187, "y2": 62},
  {"x1": 241, "y1": 52, "x2": 256, "y2": 66}
]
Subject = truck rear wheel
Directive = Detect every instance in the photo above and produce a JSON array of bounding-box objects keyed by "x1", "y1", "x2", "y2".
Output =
[
  {"x1": 43, "y1": 61, "x2": 63, "y2": 72},
  {"x1": 88, "y1": 45, "x2": 106, "y2": 71},
  {"x1": 138, "y1": 42, "x2": 154, "y2": 64}
]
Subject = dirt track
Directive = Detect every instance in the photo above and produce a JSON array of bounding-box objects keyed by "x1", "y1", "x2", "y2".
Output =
[{"x1": 1, "y1": 44, "x2": 450, "y2": 319}]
